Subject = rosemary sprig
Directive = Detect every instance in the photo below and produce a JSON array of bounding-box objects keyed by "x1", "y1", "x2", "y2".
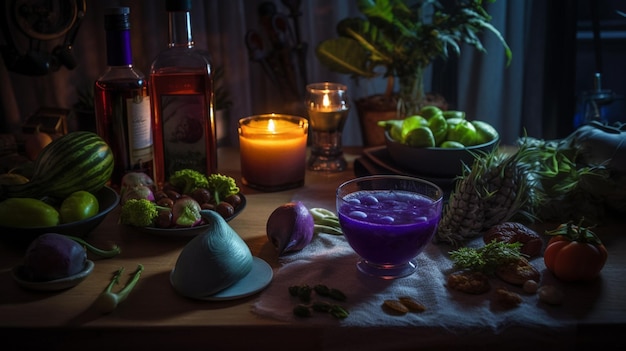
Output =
[{"x1": 449, "y1": 240, "x2": 526, "y2": 274}]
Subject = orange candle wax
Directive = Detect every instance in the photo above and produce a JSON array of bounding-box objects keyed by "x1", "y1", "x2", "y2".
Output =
[{"x1": 238, "y1": 114, "x2": 308, "y2": 191}]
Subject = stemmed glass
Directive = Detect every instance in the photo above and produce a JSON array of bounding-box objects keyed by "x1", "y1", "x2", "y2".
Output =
[
  {"x1": 336, "y1": 175, "x2": 444, "y2": 279},
  {"x1": 305, "y1": 82, "x2": 349, "y2": 172}
]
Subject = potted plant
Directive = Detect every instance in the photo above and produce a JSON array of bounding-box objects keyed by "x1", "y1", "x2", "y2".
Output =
[{"x1": 315, "y1": 0, "x2": 512, "y2": 145}]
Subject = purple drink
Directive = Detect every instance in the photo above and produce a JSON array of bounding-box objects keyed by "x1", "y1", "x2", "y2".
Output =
[{"x1": 336, "y1": 176, "x2": 443, "y2": 278}]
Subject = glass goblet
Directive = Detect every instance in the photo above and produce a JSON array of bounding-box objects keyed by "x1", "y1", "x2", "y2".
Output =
[
  {"x1": 336, "y1": 175, "x2": 444, "y2": 279},
  {"x1": 305, "y1": 82, "x2": 349, "y2": 172}
]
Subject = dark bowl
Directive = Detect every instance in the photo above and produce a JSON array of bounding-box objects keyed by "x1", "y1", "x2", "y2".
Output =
[
  {"x1": 131, "y1": 193, "x2": 247, "y2": 238},
  {"x1": 0, "y1": 186, "x2": 119, "y2": 243},
  {"x1": 384, "y1": 130, "x2": 499, "y2": 178}
]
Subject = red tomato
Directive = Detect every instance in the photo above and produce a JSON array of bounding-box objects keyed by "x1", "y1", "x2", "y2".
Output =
[{"x1": 544, "y1": 227, "x2": 608, "y2": 282}]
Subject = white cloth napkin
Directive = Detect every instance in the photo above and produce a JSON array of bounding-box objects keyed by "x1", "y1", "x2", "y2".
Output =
[{"x1": 251, "y1": 233, "x2": 576, "y2": 334}]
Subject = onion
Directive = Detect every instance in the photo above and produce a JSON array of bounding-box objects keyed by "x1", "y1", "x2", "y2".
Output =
[
  {"x1": 172, "y1": 196, "x2": 202, "y2": 227},
  {"x1": 120, "y1": 185, "x2": 155, "y2": 204},
  {"x1": 266, "y1": 201, "x2": 314, "y2": 255},
  {"x1": 120, "y1": 172, "x2": 155, "y2": 199},
  {"x1": 121, "y1": 171, "x2": 154, "y2": 187}
]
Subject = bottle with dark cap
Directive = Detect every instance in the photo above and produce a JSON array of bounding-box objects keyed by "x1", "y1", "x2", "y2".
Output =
[
  {"x1": 149, "y1": 0, "x2": 217, "y2": 188},
  {"x1": 95, "y1": 7, "x2": 154, "y2": 190}
]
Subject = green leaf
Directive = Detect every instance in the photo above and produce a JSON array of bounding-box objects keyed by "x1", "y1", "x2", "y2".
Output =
[{"x1": 315, "y1": 38, "x2": 378, "y2": 77}]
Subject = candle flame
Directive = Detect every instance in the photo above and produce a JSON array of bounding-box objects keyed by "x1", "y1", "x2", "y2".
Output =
[
  {"x1": 322, "y1": 93, "x2": 330, "y2": 108},
  {"x1": 267, "y1": 119, "x2": 276, "y2": 132}
]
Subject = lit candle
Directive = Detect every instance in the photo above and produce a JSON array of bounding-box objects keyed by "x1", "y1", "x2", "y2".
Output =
[
  {"x1": 305, "y1": 82, "x2": 350, "y2": 172},
  {"x1": 238, "y1": 114, "x2": 309, "y2": 192}
]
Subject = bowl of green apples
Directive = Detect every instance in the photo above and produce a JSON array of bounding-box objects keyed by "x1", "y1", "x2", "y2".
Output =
[{"x1": 380, "y1": 106, "x2": 500, "y2": 178}]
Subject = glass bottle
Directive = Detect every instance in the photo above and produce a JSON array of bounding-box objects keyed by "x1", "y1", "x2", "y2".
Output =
[
  {"x1": 94, "y1": 7, "x2": 153, "y2": 190},
  {"x1": 149, "y1": 0, "x2": 216, "y2": 188}
]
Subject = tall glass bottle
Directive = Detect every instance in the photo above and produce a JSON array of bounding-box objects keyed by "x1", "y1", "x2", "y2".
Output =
[
  {"x1": 149, "y1": 0, "x2": 216, "y2": 188},
  {"x1": 94, "y1": 7, "x2": 153, "y2": 190}
]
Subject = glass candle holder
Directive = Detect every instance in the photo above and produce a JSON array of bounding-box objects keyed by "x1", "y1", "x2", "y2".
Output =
[
  {"x1": 305, "y1": 82, "x2": 350, "y2": 172},
  {"x1": 238, "y1": 114, "x2": 308, "y2": 192}
]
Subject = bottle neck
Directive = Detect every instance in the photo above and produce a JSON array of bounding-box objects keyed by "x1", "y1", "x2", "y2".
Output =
[
  {"x1": 168, "y1": 11, "x2": 193, "y2": 48},
  {"x1": 106, "y1": 29, "x2": 133, "y2": 66}
]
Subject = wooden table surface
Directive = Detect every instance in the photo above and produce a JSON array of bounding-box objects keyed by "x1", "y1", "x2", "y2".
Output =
[{"x1": 1, "y1": 147, "x2": 625, "y2": 351}]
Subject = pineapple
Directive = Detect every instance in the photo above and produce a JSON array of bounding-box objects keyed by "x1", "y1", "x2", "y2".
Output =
[{"x1": 435, "y1": 142, "x2": 539, "y2": 247}]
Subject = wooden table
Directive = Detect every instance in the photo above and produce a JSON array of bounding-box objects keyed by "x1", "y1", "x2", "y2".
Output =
[{"x1": 1, "y1": 147, "x2": 625, "y2": 351}]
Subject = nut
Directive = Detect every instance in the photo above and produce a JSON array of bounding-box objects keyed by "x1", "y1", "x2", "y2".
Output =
[
  {"x1": 398, "y1": 296, "x2": 426, "y2": 312},
  {"x1": 382, "y1": 299, "x2": 409, "y2": 314}
]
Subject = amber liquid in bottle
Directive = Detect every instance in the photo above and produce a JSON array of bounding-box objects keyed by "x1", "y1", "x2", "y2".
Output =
[
  {"x1": 150, "y1": 70, "x2": 215, "y2": 187},
  {"x1": 150, "y1": 0, "x2": 216, "y2": 188}
]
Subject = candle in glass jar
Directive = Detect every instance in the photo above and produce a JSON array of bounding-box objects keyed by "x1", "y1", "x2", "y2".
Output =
[{"x1": 238, "y1": 114, "x2": 308, "y2": 192}]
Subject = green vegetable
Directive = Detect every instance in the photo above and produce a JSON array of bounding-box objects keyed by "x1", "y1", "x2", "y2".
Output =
[
  {"x1": 168, "y1": 169, "x2": 209, "y2": 194},
  {"x1": 59, "y1": 190, "x2": 99, "y2": 224},
  {"x1": 66, "y1": 235, "x2": 121, "y2": 258},
  {"x1": 289, "y1": 284, "x2": 349, "y2": 319},
  {"x1": 119, "y1": 199, "x2": 169, "y2": 227},
  {"x1": 449, "y1": 240, "x2": 526, "y2": 274},
  {"x1": 309, "y1": 208, "x2": 342, "y2": 235},
  {"x1": 521, "y1": 122, "x2": 626, "y2": 222},
  {"x1": 207, "y1": 173, "x2": 240, "y2": 204},
  {"x1": 171, "y1": 197, "x2": 202, "y2": 227},
  {"x1": 95, "y1": 264, "x2": 144, "y2": 314},
  {"x1": 1, "y1": 131, "x2": 114, "y2": 199},
  {"x1": 0, "y1": 197, "x2": 60, "y2": 227}
]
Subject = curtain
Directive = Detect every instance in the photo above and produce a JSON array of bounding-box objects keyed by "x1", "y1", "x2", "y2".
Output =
[{"x1": 0, "y1": 0, "x2": 550, "y2": 146}]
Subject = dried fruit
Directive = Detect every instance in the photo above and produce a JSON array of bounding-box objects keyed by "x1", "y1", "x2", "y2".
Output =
[{"x1": 495, "y1": 287, "x2": 522, "y2": 307}]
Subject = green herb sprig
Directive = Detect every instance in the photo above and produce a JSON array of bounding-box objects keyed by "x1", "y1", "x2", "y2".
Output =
[
  {"x1": 449, "y1": 240, "x2": 526, "y2": 274},
  {"x1": 289, "y1": 284, "x2": 349, "y2": 319}
]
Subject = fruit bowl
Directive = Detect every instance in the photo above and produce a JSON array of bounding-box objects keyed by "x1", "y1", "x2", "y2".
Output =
[
  {"x1": 0, "y1": 186, "x2": 119, "y2": 243},
  {"x1": 384, "y1": 131, "x2": 499, "y2": 178}
]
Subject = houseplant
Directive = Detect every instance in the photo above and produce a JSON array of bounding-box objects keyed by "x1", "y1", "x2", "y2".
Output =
[{"x1": 315, "y1": 0, "x2": 512, "y2": 145}]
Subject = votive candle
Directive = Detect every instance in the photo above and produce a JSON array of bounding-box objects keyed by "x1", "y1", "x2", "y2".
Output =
[{"x1": 238, "y1": 114, "x2": 308, "y2": 191}]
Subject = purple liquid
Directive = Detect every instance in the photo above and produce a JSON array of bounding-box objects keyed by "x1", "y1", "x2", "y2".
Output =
[{"x1": 338, "y1": 190, "x2": 441, "y2": 265}]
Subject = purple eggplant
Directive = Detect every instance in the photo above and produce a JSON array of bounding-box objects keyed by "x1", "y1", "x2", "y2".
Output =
[{"x1": 22, "y1": 233, "x2": 87, "y2": 281}]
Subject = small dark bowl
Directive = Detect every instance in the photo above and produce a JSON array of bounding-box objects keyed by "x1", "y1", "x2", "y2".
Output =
[
  {"x1": 384, "y1": 131, "x2": 499, "y2": 178},
  {"x1": 0, "y1": 186, "x2": 119, "y2": 243}
]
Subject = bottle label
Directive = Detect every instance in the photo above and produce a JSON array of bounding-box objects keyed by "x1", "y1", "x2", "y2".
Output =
[
  {"x1": 126, "y1": 95, "x2": 153, "y2": 167},
  {"x1": 160, "y1": 94, "x2": 209, "y2": 174}
]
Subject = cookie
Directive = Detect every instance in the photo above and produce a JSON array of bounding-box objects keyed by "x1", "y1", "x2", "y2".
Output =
[
  {"x1": 495, "y1": 257, "x2": 541, "y2": 285},
  {"x1": 484, "y1": 222, "x2": 543, "y2": 257},
  {"x1": 447, "y1": 270, "x2": 490, "y2": 294}
]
